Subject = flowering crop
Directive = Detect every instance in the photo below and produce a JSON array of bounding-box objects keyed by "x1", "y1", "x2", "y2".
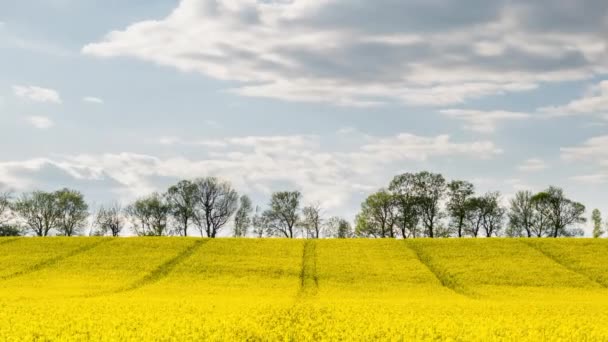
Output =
[{"x1": 1, "y1": 237, "x2": 608, "y2": 341}]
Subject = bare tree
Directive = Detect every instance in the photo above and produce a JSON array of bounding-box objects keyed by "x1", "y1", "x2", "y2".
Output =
[
  {"x1": 166, "y1": 180, "x2": 199, "y2": 237},
  {"x1": 234, "y1": 195, "x2": 253, "y2": 237},
  {"x1": 508, "y1": 190, "x2": 535, "y2": 237},
  {"x1": 251, "y1": 206, "x2": 265, "y2": 238},
  {"x1": 13, "y1": 191, "x2": 61, "y2": 236},
  {"x1": 193, "y1": 177, "x2": 239, "y2": 238},
  {"x1": 0, "y1": 191, "x2": 20, "y2": 236},
  {"x1": 480, "y1": 192, "x2": 505, "y2": 237},
  {"x1": 531, "y1": 194, "x2": 552, "y2": 237},
  {"x1": 55, "y1": 188, "x2": 89, "y2": 236},
  {"x1": 465, "y1": 196, "x2": 485, "y2": 238},
  {"x1": 263, "y1": 191, "x2": 301, "y2": 238},
  {"x1": 0, "y1": 191, "x2": 12, "y2": 227},
  {"x1": 126, "y1": 193, "x2": 171, "y2": 236},
  {"x1": 95, "y1": 203, "x2": 124, "y2": 237},
  {"x1": 301, "y1": 203, "x2": 323, "y2": 238}
]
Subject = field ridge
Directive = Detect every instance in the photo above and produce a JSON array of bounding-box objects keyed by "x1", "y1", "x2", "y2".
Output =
[
  {"x1": 118, "y1": 239, "x2": 208, "y2": 293},
  {"x1": 2, "y1": 238, "x2": 608, "y2": 340},
  {"x1": 521, "y1": 240, "x2": 607, "y2": 288},
  {"x1": 0, "y1": 237, "x2": 20, "y2": 247},
  {"x1": 299, "y1": 240, "x2": 318, "y2": 297},
  {"x1": 0, "y1": 238, "x2": 110, "y2": 281},
  {"x1": 406, "y1": 241, "x2": 477, "y2": 297}
]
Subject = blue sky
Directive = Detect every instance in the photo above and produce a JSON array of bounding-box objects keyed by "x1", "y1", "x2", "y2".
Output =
[{"x1": 1, "y1": 0, "x2": 607, "y2": 234}]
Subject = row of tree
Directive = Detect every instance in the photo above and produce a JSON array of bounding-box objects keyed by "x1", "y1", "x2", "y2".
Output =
[
  {"x1": 0, "y1": 177, "x2": 353, "y2": 238},
  {"x1": 355, "y1": 171, "x2": 595, "y2": 238},
  {"x1": 0, "y1": 171, "x2": 603, "y2": 238}
]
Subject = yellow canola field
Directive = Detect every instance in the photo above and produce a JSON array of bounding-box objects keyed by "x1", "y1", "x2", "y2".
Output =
[{"x1": 1, "y1": 237, "x2": 608, "y2": 341}]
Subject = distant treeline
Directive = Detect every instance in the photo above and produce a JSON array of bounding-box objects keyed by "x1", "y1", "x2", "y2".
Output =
[{"x1": 0, "y1": 171, "x2": 604, "y2": 238}]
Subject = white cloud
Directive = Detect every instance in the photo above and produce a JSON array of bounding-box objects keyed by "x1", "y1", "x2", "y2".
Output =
[
  {"x1": 158, "y1": 135, "x2": 317, "y2": 150},
  {"x1": 357, "y1": 134, "x2": 501, "y2": 161},
  {"x1": 562, "y1": 135, "x2": 608, "y2": 184},
  {"x1": 517, "y1": 158, "x2": 548, "y2": 172},
  {"x1": 13, "y1": 85, "x2": 62, "y2": 104},
  {"x1": 159, "y1": 136, "x2": 180, "y2": 146},
  {"x1": 82, "y1": 0, "x2": 608, "y2": 107},
  {"x1": 25, "y1": 116, "x2": 54, "y2": 129},
  {"x1": 83, "y1": 96, "x2": 104, "y2": 104},
  {"x1": 337, "y1": 126, "x2": 357, "y2": 135},
  {"x1": 473, "y1": 41, "x2": 505, "y2": 57},
  {"x1": 440, "y1": 109, "x2": 530, "y2": 133},
  {"x1": 540, "y1": 81, "x2": 608, "y2": 118},
  {"x1": 205, "y1": 120, "x2": 222, "y2": 128},
  {"x1": 1, "y1": 132, "x2": 501, "y2": 210},
  {"x1": 571, "y1": 174, "x2": 608, "y2": 184},
  {"x1": 561, "y1": 135, "x2": 608, "y2": 161}
]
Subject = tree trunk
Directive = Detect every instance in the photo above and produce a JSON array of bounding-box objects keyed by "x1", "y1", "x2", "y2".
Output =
[{"x1": 457, "y1": 217, "x2": 463, "y2": 238}]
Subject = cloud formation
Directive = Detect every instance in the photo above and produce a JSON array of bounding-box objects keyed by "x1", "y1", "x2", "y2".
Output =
[
  {"x1": 83, "y1": 96, "x2": 104, "y2": 104},
  {"x1": 562, "y1": 135, "x2": 608, "y2": 183},
  {"x1": 82, "y1": 0, "x2": 608, "y2": 107},
  {"x1": 25, "y1": 116, "x2": 54, "y2": 129},
  {"x1": 517, "y1": 158, "x2": 548, "y2": 172},
  {"x1": 0, "y1": 133, "x2": 501, "y2": 211},
  {"x1": 13, "y1": 85, "x2": 62, "y2": 104},
  {"x1": 440, "y1": 109, "x2": 529, "y2": 133},
  {"x1": 541, "y1": 81, "x2": 608, "y2": 119}
]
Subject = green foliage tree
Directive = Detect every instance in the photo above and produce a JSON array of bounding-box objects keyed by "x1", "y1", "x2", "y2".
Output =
[
  {"x1": 301, "y1": 203, "x2": 323, "y2": 239},
  {"x1": 446, "y1": 180, "x2": 475, "y2": 238},
  {"x1": 55, "y1": 188, "x2": 89, "y2": 236},
  {"x1": 592, "y1": 209, "x2": 603, "y2": 238},
  {"x1": 126, "y1": 193, "x2": 171, "y2": 236},
  {"x1": 0, "y1": 225, "x2": 21, "y2": 236},
  {"x1": 263, "y1": 191, "x2": 301, "y2": 238},
  {"x1": 166, "y1": 180, "x2": 199, "y2": 237},
  {"x1": 337, "y1": 219, "x2": 353, "y2": 239},
  {"x1": 13, "y1": 191, "x2": 61, "y2": 236},
  {"x1": 193, "y1": 177, "x2": 239, "y2": 238},
  {"x1": 532, "y1": 187, "x2": 586, "y2": 238},
  {"x1": 234, "y1": 195, "x2": 253, "y2": 237},
  {"x1": 411, "y1": 171, "x2": 446, "y2": 238},
  {"x1": 355, "y1": 190, "x2": 396, "y2": 238},
  {"x1": 94, "y1": 203, "x2": 124, "y2": 237},
  {"x1": 389, "y1": 173, "x2": 420, "y2": 238},
  {"x1": 325, "y1": 216, "x2": 353, "y2": 238}
]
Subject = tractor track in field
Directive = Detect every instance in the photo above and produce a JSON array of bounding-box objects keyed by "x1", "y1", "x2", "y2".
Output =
[
  {"x1": 0, "y1": 237, "x2": 21, "y2": 247},
  {"x1": 298, "y1": 240, "x2": 318, "y2": 298},
  {"x1": 0, "y1": 238, "x2": 111, "y2": 281},
  {"x1": 520, "y1": 240, "x2": 607, "y2": 288},
  {"x1": 116, "y1": 239, "x2": 208, "y2": 294},
  {"x1": 405, "y1": 241, "x2": 477, "y2": 298}
]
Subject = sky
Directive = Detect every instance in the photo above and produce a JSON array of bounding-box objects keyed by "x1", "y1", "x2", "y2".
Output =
[{"x1": 1, "y1": 0, "x2": 607, "y2": 235}]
